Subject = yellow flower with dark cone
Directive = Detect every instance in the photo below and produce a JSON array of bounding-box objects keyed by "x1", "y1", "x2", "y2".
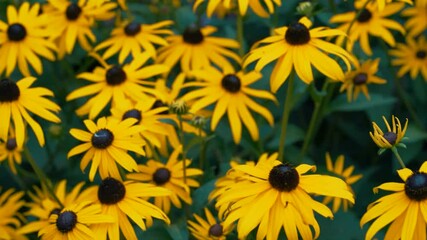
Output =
[
  {"x1": 360, "y1": 161, "x2": 427, "y2": 240},
  {"x1": 0, "y1": 189, "x2": 26, "y2": 240},
  {"x1": 323, "y1": 153, "x2": 362, "y2": 213},
  {"x1": 68, "y1": 117, "x2": 145, "y2": 181},
  {"x1": 95, "y1": 20, "x2": 174, "y2": 63},
  {"x1": 157, "y1": 25, "x2": 240, "y2": 73},
  {"x1": 44, "y1": 0, "x2": 117, "y2": 59},
  {"x1": 389, "y1": 36, "x2": 427, "y2": 80},
  {"x1": 244, "y1": 17, "x2": 355, "y2": 93},
  {"x1": 0, "y1": 3, "x2": 57, "y2": 76},
  {"x1": 0, "y1": 77, "x2": 61, "y2": 148},
  {"x1": 193, "y1": 0, "x2": 281, "y2": 18},
  {"x1": 88, "y1": 177, "x2": 171, "y2": 240},
  {"x1": 127, "y1": 146, "x2": 203, "y2": 213},
  {"x1": 66, "y1": 52, "x2": 169, "y2": 119},
  {"x1": 356, "y1": 0, "x2": 413, "y2": 11},
  {"x1": 188, "y1": 208, "x2": 234, "y2": 240},
  {"x1": 215, "y1": 153, "x2": 354, "y2": 240},
  {"x1": 0, "y1": 134, "x2": 22, "y2": 174},
  {"x1": 330, "y1": 2, "x2": 405, "y2": 56},
  {"x1": 401, "y1": 0, "x2": 426, "y2": 36},
  {"x1": 38, "y1": 201, "x2": 114, "y2": 240},
  {"x1": 370, "y1": 115, "x2": 408, "y2": 149},
  {"x1": 340, "y1": 58, "x2": 386, "y2": 102},
  {"x1": 183, "y1": 67, "x2": 276, "y2": 143}
]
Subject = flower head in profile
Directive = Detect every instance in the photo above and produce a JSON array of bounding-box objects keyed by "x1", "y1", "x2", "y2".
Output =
[
  {"x1": 157, "y1": 25, "x2": 240, "y2": 73},
  {"x1": 188, "y1": 208, "x2": 234, "y2": 240},
  {"x1": 0, "y1": 3, "x2": 57, "y2": 76},
  {"x1": 95, "y1": 20, "x2": 174, "y2": 63},
  {"x1": 323, "y1": 153, "x2": 362, "y2": 212},
  {"x1": 244, "y1": 17, "x2": 354, "y2": 92},
  {"x1": 330, "y1": 2, "x2": 405, "y2": 56},
  {"x1": 401, "y1": 0, "x2": 426, "y2": 36},
  {"x1": 360, "y1": 161, "x2": 427, "y2": 240},
  {"x1": 68, "y1": 117, "x2": 145, "y2": 181},
  {"x1": 0, "y1": 77, "x2": 61, "y2": 148},
  {"x1": 370, "y1": 115, "x2": 408, "y2": 150},
  {"x1": 0, "y1": 189, "x2": 26, "y2": 240},
  {"x1": 339, "y1": 58, "x2": 386, "y2": 102},
  {"x1": 215, "y1": 153, "x2": 354, "y2": 240},
  {"x1": 183, "y1": 67, "x2": 276, "y2": 143},
  {"x1": 0, "y1": 134, "x2": 22, "y2": 174},
  {"x1": 193, "y1": 0, "x2": 281, "y2": 18},
  {"x1": 389, "y1": 36, "x2": 427, "y2": 80},
  {"x1": 127, "y1": 146, "x2": 203, "y2": 213}
]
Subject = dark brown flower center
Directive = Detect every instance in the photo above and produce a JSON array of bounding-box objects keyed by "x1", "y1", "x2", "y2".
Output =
[
  {"x1": 106, "y1": 66, "x2": 127, "y2": 86},
  {"x1": 268, "y1": 164, "x2": 299, "y2": 192},
  {"x1": 66, "y1": 3, "x2": 82, "y2": 21},
  {"x1": 6, "y1": 138, "x2": 17, "y2": 151},
  {"x1": 7, "y1": 23, "x2": 27, "y2": 41},
  {"x1": 221, "y1": 74, "x2": 241, "y2": 93},
  {"x1": 49, "y1": 208, "x2": 62, "y2": 217},
  {"x1": 91, "y1": 129, "x2": 114, "y2": 149},
  {"x1": 405, "y1": 172, "x2": 427, "y2": 201},
  {"x1": 153, "y1": 168, "x2": 171, "y2": 185},
  {"x1": 357, "y1": 9, "x2": 372, "y2": 23},
  {"x1": 353, "y1": 73, "x2": 368, "y2": 85},
  {"x1": 183, "y1": 25, "x2": 204, "y2": 44},
  {"x1": 285, "y1": 22, "x2": 310, "y2": 45},
  {"x1": 98, "y1": 177, "x2": 126, "y2": 204},
  {"x1": 151, "y1": 100, "x2": 169, "y2": 114},
  {"x1": 122, "y1": 109, "x2": 142, "y2": 124},
  {"x1": 56, "y1": 211, "x2": 77, "y2": 233},
  {"x1": 0, "y1": 79, "x2": 20, "y2": 102},
  {"x1": 416, "y1": 50, "x2": 426, "y2": 59},
  {"x1": 124, "y1": 22, "x2": 141, "y2": 36},
  {"x1": 208, "y1": 223, "x2": 223, "y2": 237},
  {"x1": 383, "y1": 131, "x2": 397, "y2": 145}
]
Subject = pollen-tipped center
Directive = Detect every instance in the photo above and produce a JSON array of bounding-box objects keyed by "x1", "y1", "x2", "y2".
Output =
[
  {"x1": 98, "y1": 177, "x2": 126, "y2": 204},
  {"x1": 209, "y1": 223, "x2": 223, "y2": 237},
  {"x1": 124, "y1": 22, "x2": 141, "y2": 36},
  {"x1": 66, "y1": 3, "x2": 82, "y2": 21},
  {"x1": 183, "y1": 25, "x2": 204, "y2": 44},
  {"x1": 221, "y1": 74, "x2": 241, "y2": 93},
  {"x1": 151, "y1": 100, "x2": 169, "y2": 114},
  {"x1": 0, "y1": 79, "x2": 20, "y2": 102},
  {"x1": 357, "y1": 9, "x2": 372, "y2": 23},
  {"x1": 91, "y1": 129, "x2": 114, "y2": 149},
  {"x1": 7, "y1": 23, "x2": 27, "y2": 41},
  {"x1": 353, "y1": 73, "x2": 368, "y2": 85},
  {"x1": 122, "y1": 109, "x2": 142, "y2": 124},
  {"x1": 6, "y1": 138, "x2": 17, "y2": 151},
  {"x1": 416, "y1": 50, "x2": 426, "y2": 59},
  {"x1": 268, "y1": 164, "x2": 299, "y2": 192},
  {"x1": 153, "y1": 168, "x2": 171, "y2": 185},
  {"x1": 56, "y1": 211, "x2": 77, "y2": 233},
  {"x1": 405, "y1": 172, "x2": 427, "y2": 201},
  {"x1": 383, "y1": 131, "x2": 397, "y2": 145},
  {"x1": 285, "y1": 22, "x2": 310, "y2": 45},
  {"x1": 106, "y1": 66, "x2": 127, "y2": 86}
]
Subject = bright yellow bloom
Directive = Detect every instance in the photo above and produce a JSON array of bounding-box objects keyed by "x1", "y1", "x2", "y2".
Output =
[
  {"x1": 361, "y1": 161, "x2": 427, "y2": 240},
  {"x1": 370, "y1": 115, "x2": 408, "y2": 149},
  {"x1": 0, "y1": 132, "x2": 22, "y2": 174},
  {"x1": 188, "y1": 208, "x2": 234, "y2": 240},
  {"x1": 356, "y1": 0, "x2": 413, "y2": 11},
  {"x1": 193, "y1": 0, "x2": 281, "y2": 18},
  {"x1": 401, "y1": 0, "x2": 427, "y2": 36},
  {"x1": 389, "y1": 36, "x2": 427, "y2": 80},
  {"x1": 0, "y1": 189, "x2": 26, "y2": 240}
]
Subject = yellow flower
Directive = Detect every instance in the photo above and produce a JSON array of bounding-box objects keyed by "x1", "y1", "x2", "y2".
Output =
[
  {"x1": 323, "y1": 153, "x2": 362, "y2": 213},
  {"x1": 0, "y1": 3, "x2": 57, "y2": 76},
  {"x1": 356, "y1": 0, "x2": 413, "y2": 11},
  {"x1": 95, "y1": 20, "x2": 174, "y2": 62},
  {"x1": 127, "y1": 146, "x2": 203, "y2": 213},
  {"x1": 339, "y1": 58, "x2": 386, "y2": 102},
  {"x1": 0, "y1": 133, "x2": 22, "y2": 174},
  {"x1": 0, "y1": 77, "x2": 61, "y2": 148},
  {"x1": 369, "y1": 115, "x2": 408, "y2": 149},
  {"x1": 215, "y1": 153, "x2": 354, "y2": 240},
  {"x1": 389, "y1": 36, "x2": 427, "y2": 80},
  {"x1": 183, "y1": 67, "x2": 276, "y2": 143},
  {"x1": 401, "y1": 0, "x2": 427, "y2": 36},
  {"x1": 244, "y1": 17, "x2": 354, "y2": 92},
  {"x1": 193, "y1": 0, "x2": 280, "y2": 18},
  {"x1": 188, "y1": 208, "x2": 234, "y2": 240},
  {"x1": 330, "y1": 2, "x2": 405, "y2": 56},
  {"x1": 0, "y1": 189, "x2": 26, "y2": 240},
  {"x1": 360, "y1": 161, "x2": 427, "y2": 240},
  {"x1": 67, "y1": 117, "x2": 145, "y2": 181},
  {"x1": 157, "y1": 25, "x2": 240, "y2": 73}
]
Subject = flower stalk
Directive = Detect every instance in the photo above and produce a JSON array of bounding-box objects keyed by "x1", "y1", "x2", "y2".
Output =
[{"x1": 278, "y1": 72, "x2": 295, "y2": 162}]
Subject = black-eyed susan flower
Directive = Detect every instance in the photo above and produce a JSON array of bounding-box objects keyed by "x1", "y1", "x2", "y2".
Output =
[
  {"x1": 66, "y1": 52, "x2": 169, "y2": 119},
  {"x1": 0, "y1": 134, "x2": 22, "y2": 174},
  {"x1": 244, "y1": 17, "x2": 354, "y2": 92},
  {"x1": 215, "y1": 153, "x2": 354, "y2": 240},
  {"x1": 339, "y1": 58, "x2": 386, "y2": 102},
  {"x1": 0, "y1": 3, "x2": 57, "y2": 76},
  {"x1": 182, "y1": 67, "x2": 276, "y2": 143},
  {"x1": 95, "y1": 20, "x2": 174, "y2": 63},
  {"x1": 68, "y1": 117, "x2": 145, "y2": 181},
  {"x1": 370, "y1": 115, "x2": 408, "y2": 149},
  {"x1": 360, "y1": 161, "x2": 427, "y2": 240},
  {"x1": 157, "y1": 25, "x2": 240, "y2": 73},
  {"x1": 401, "y1": 0, "x2": 427, "y2": 36},
  {"x1": 330, "y1": 2, "x2": 405, "y2": 56},
  {"x1": 0, "y1": 77, "x2": 61, "y2": 148},
  {"x1": 323, "y1": 153, "x2": 362, "y2": 213},
  {"x1": 193, "y1": 0, "x2": 280, "y2": 18},
  {"x1": 0, "y1": 189, "x2": 26, "y2": 240},
  {"x1": 89, "y1": 177, "x2": 171, "y2": 240},
  {"x1": 389, "y1": 36, "x2": 427, "y2": 80},
  {"x1": 356, "y1": 0, "x2": 413, "y2": 11},
  {"x1": 127, "y1": 146, "x2": 203, "y2": 213},
  {"x1": 188, "y1": 208, "x2": 234, "y2": 240},
  {"x1": 38, "y1": 201, "x2": 114, "y2": 240}
]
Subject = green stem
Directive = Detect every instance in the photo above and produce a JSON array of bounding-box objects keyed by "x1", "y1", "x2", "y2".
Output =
[
  {"x1": 278, "y1": 72, "x2": 295, "y2": 162},
  {"x1": 391, "y1": 147, "x2": 406, "y2": 169},
  {"x1": 236, "y1": 13, "x2": 245, "y2": 57},
  {"x1": 198, "y1": 129, "x2": 207, "y2": 171},
  {"x1": 177, "y1": 115, "x2": 187, "y2": 184},
  {"x1": 328, "y1": 0, "x2": 337, "y2": 14}
]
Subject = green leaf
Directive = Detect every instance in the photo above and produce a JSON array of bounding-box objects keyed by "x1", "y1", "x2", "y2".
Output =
[{"x1": 326, "y1": 94, "x2": 396, "y2": 113}]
